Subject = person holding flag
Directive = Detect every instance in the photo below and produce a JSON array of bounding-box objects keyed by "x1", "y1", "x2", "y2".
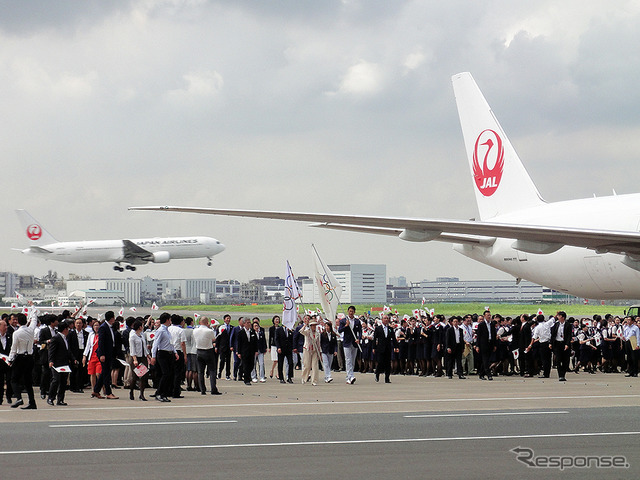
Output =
[{"x1": 339, "y1": 306, "x2": 362, "y2": 385}]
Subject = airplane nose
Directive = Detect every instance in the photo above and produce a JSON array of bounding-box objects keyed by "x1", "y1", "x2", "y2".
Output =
[{"x1": 218, "y1": 242, "x2": 226, "y2": 253}]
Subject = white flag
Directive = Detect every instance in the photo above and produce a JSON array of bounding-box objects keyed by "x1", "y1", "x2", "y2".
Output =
[
  {"x1": 118, "y1": 307, "x2": 124, "y2": 316},
  {"x1": 15, "y1": 291, "x2": 24, "y2": 302},
  {"x1": 421, "y1": 297, "x2": 426, "y2": 306},
  {"x1": 129, "y1": 307, "x2": 137, "y2": 312},
  {"x1": 312, "y1": 246, "x2": 342, "y2": 325},
  {"x1": 282, "y1": 260, "x2": 302, "y2": 330},
  {"x1": 87, "y1": 298, "x2": 96, "y2": 305},
  {"x1": 151, "y1": 302, "x2": 159, "y2": 311},
  {"x1": 10, "y1": 303, "x2": 18, "y2": 310}
]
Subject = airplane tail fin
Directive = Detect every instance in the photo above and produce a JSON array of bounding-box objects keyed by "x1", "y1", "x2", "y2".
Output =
[
  {"x1": 15, "y1": 209, "x2": 59, "y2": 245},
  {"x1": 452, "y1": 72, "x2": 545, "y2": 220}
]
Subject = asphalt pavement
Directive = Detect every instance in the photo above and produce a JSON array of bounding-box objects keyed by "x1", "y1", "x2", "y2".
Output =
[{"x1": 1, "y1": 371, "x2": 638, "y2": 479}]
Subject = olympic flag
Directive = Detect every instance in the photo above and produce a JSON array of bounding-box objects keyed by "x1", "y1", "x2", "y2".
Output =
[
  {"x1": 312, "y1": 245, "x2": 342, "y2": 324},
  {"x1": 282, "y1": 260, "x2": 302, "y2": 330}
]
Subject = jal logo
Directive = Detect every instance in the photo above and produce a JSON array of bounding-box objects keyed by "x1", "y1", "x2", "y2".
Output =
[
  {"x1": 26, "y1": 224, "x2": 42, "y2": 240},
  {"x1": 472, "y1": 129, "x2": 504, "y2": 196}
]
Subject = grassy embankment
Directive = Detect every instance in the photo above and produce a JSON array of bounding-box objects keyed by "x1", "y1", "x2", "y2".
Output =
[{"x1": 164, "y1": 303, "x2": 629, "y2": 318}]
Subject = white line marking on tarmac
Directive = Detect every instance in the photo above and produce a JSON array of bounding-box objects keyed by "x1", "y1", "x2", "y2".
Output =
[
  {"x1": 404, "y1": 411, "x2": 569, "y2": 418},
  {"x1": 3, "y1": 431, "x2": 640, "y2": 455},
  {"x1": 0, "y1": 394, "x2": 636, "y2": 413},
  {"x1": 49, "y1": 420, "x2": 237, "y2": 428}
]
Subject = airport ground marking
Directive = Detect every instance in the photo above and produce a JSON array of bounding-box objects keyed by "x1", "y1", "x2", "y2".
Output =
[
  {"x1": 404, "y1": 411, "x2": 569, "y2": 418},
  {"x1": 2, "y1": 431, "x2": 640, "y2": 456},
  {"x1": 48, "y1": 420, "x2": 237, "y2": 428}
]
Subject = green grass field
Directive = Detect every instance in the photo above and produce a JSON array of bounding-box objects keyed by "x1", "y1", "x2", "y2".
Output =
[{"x1": 164, "y1": 302, "x2": 632, "y2": 319}]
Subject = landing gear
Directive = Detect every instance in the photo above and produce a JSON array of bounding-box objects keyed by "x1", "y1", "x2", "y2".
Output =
[
  {"x1": 113, "y1": 265, "x2": 124, "y2": 272},
  {"x1": 207, "y1": 257, "x2": 212, "y2": 267},
  {"x1": 125, "y1": 265, "x2": 137, "y2": 271}
]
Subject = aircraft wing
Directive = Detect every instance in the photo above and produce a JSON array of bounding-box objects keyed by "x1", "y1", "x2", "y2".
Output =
[
  {"x1": 122, "y1": 239, "x2": 153, "y2": 264},
  {"x1": 128, "y1": 206, "x2": 640, "y2": 257}
]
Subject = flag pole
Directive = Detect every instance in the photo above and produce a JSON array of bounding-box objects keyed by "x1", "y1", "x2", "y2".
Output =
[
  {"x1": 311, "y1": 244, "x2": 361, "y2": 352},
  {"x1": 286, "y1": 260, "x2": 307, "y2": 325}
]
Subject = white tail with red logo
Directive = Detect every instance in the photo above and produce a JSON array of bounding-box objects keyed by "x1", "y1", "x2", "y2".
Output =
[
  {"x1": 452, "y1": 72, "x2": 544, "y2": 220},
  {"x1": 15, "y1": 209, "x2": 59, "y2": 246}
]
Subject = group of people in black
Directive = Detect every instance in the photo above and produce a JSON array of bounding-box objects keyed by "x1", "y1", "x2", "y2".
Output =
[{"x1": 2, "y1": 306, "x2": 639, "y2": 410}]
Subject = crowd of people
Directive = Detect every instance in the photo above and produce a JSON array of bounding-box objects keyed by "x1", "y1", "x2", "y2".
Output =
[{"x1": 0, "y1": 305, "x2": 639, "y2": 410}]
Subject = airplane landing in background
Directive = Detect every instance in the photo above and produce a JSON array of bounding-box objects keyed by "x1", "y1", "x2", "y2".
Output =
[
  {"x1": 130, "y1": 72, "x2": 640, "y2": 299},
  {"x1": 15, "y1": 210, "x2": 225, "y2": 272}
]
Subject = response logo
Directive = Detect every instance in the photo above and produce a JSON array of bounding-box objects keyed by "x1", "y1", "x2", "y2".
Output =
[
  {"x1": 472, "y1": 129, "x2": 504, "y2": 196},
  {"x1": 26, "y1": 224, "x2": 42, "y2": 241}
]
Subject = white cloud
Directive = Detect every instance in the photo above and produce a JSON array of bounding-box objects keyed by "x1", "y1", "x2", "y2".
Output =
[{"x1": 330, "y1": 60, "x2": 384, "y2": 97}]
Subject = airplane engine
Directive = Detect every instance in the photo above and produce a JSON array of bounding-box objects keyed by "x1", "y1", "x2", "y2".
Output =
[{"x1": 152, "y1": 251, "x2": 171, "y2": 263}]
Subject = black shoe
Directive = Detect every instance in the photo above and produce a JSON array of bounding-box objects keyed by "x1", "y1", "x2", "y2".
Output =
[
  {"x1": 280, "y1": 379, "x2": 286, "y2": 384},
  {"x1": 40, "y1": 394, "x2": 46, "y2": 399},
  {"x1": 155, "y1": 395, "x2": 164, "y2": 402},
  {"x1": 139, "y1": 394, "x2": 147, "y2": 401},
  {"x1": 487, "y1": 376, "x2": 493, "y2": 381},
  {"x1": 559, "y1": 377, "x2": 566, "y2": 382},
  {"x1": 130, "y1": 390, "x2": 135, "y2": 400},
  {"x1": 149, "y1": 393, "x2": 157, "y2": 398},
  {"x1": 11, "y1": 399, "x2": 24, "y2": 408},
  {"x1": 211, "y1": 391, "x2": 222, "y2": 395},
  {"x1": 385, "y1": 379, "x2": 391, "y2": 383},
  {"x1": 20, "y1": 403, "x2": 37, "y2": 410},
  {"x1": 351, "y1": 377, "x2": 356, "y2": 385},
  {"x1": 375, "y1": 375, "x2": 379, "y2": 382},
  {"x1": 447, "y1": 375, "x2": 453, "y2": 379},
  {"x1": 201, "y1": 391, "x2": 207, "y2": 395},
  {"x1": 56, "y1": 401, "x2": 68, "y2": 406},
  {"x1": 287, "y1": 379, "x2": 294, "y2": 384},
  {"x1": 46, "y1": 398, "x2": 54, "y2": 406},
  {"x1": 173, "y1": 395, "x2": 184, "y2": 399},
  {"x1": 244, "y1": 382, "x2": 251, "y2": 386},
  {"x1": 458, "y1": 376, "x2": 466, "y2": 379}
]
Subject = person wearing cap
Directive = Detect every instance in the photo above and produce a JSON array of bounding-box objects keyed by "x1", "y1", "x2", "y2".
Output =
[{"x1": 300, "y1": 316, "x2": 322, "y2": 386}]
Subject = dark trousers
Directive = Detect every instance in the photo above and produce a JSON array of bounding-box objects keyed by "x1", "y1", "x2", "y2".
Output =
[
  {"x1": 40, "y1": 356, "x2": 51, "y2": 396},
  {"x1": 197, "y1": 348, "x2": 218, "y2": 393},
  {"x1": 553, "y1": 341, "x2": 571, "y2": 379},
  {"x1": 48, "y1": 369, "x2": 68, "y2": 402},
  {"x1": 218, "y1": 349, "x2": 231, "y2": 378},
  {"x1": 233, "y1": 351, "x2": 242, "y2": 380},
  {"x1": 446, "y1": 349, "x2": 463, "y2": 377},
  {"x1": 0, "y1": 362, "x2": 13, "y2": 401},
  {"x1": 11, "y1": 354, "x2": 35, "y2": 405},
  {"x1": 477, "y1": 348, "x2": 492, "y2": 377},
  {"x1": 242, "y1": 354, "x2": 254, "y2": 383},
  {"x1": 70, "y1": 349, "x2": 86, "y2": 390},
  {"x1": 156, "y1": 350, "x2": 175, "y2": 398},
  {"x1": 173, "y1": 351, "x2": 185, "y2": 397},
  {"x1": 539, "y1": 341, "x2": 551, "y2": 377},
  {"x1": 375, "y1": 350, "x2": 392, "y2": 381},
  {"x1": 94, "y1": 358, "x2": 113, "y2": 396},
  {"x1": 278, "y1": 350, "x2": 293, "y2": 380}
]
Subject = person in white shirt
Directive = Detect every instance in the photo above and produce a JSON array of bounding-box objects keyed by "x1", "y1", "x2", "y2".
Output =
[
  {"x1": 193, "y1": 317, "x2": 222, "y2": 395},
  {"x1": 168, "y1": 316, "x2": 187, "y2": 398},
  {"x1": 9, "y1": 311, "x2": 39, "y2": 409}
]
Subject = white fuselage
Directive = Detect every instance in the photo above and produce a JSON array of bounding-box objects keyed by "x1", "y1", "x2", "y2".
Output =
[
  {"x1": 454, "y1": 193, "x2": 640, "y2": 299},
  {"x1": 22, "y1": 236, "x2": 225, "y2": 265}
]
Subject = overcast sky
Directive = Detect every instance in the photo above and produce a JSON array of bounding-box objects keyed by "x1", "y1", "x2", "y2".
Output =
[{"x1": 2, "y1": 0, "x2": 640, "y2": 284}]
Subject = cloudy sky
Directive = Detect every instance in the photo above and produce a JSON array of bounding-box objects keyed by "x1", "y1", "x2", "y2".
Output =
[{"x1": 2, "y1": 0, "x2": 640, "y2": 284}]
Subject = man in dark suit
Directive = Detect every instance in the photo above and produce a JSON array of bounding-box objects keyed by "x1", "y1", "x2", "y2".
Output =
[
  {"x1": 237, "y1": 320, "x2": 258, "y2": 386},
  {"x1": 217, "y1": 314, "x2": 232, "y2": 380},
  {"x1": 0, "y1": 318, "x2": 14, "y2": 404},
  {"x1": 373, "y1": 314, "x2": 398, "y2": 383},
  {"x1": 39, "y1": 315, "x2": 59, "y2": 399},
  {"x1": 230, "y1": 318, "x2": 244, "y2": 381},
  {"x1": 67, "y1": 318, "x2": 89, "y2": 393},
  {"x1": 47, "y1": 320, "x2": 76, "y2": 406},
  {"x1": 550, "y1": 311, "x2": 572, "y2": 381},
  {"x1": 276, "y1": 323, "x2": 294, "y2": 383},
  {"x1": 475, "y1": 310, "x2": 496, "y2": 380},
  {"x1": 518, "y1": 315, "x2": 533, "y2": 377},
  {"x1": 445, "y1": 316, "x2": 466, "y2": 379},
  {"x1": 94, "y1": 311, "x2": 118, "y2": 399}
]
